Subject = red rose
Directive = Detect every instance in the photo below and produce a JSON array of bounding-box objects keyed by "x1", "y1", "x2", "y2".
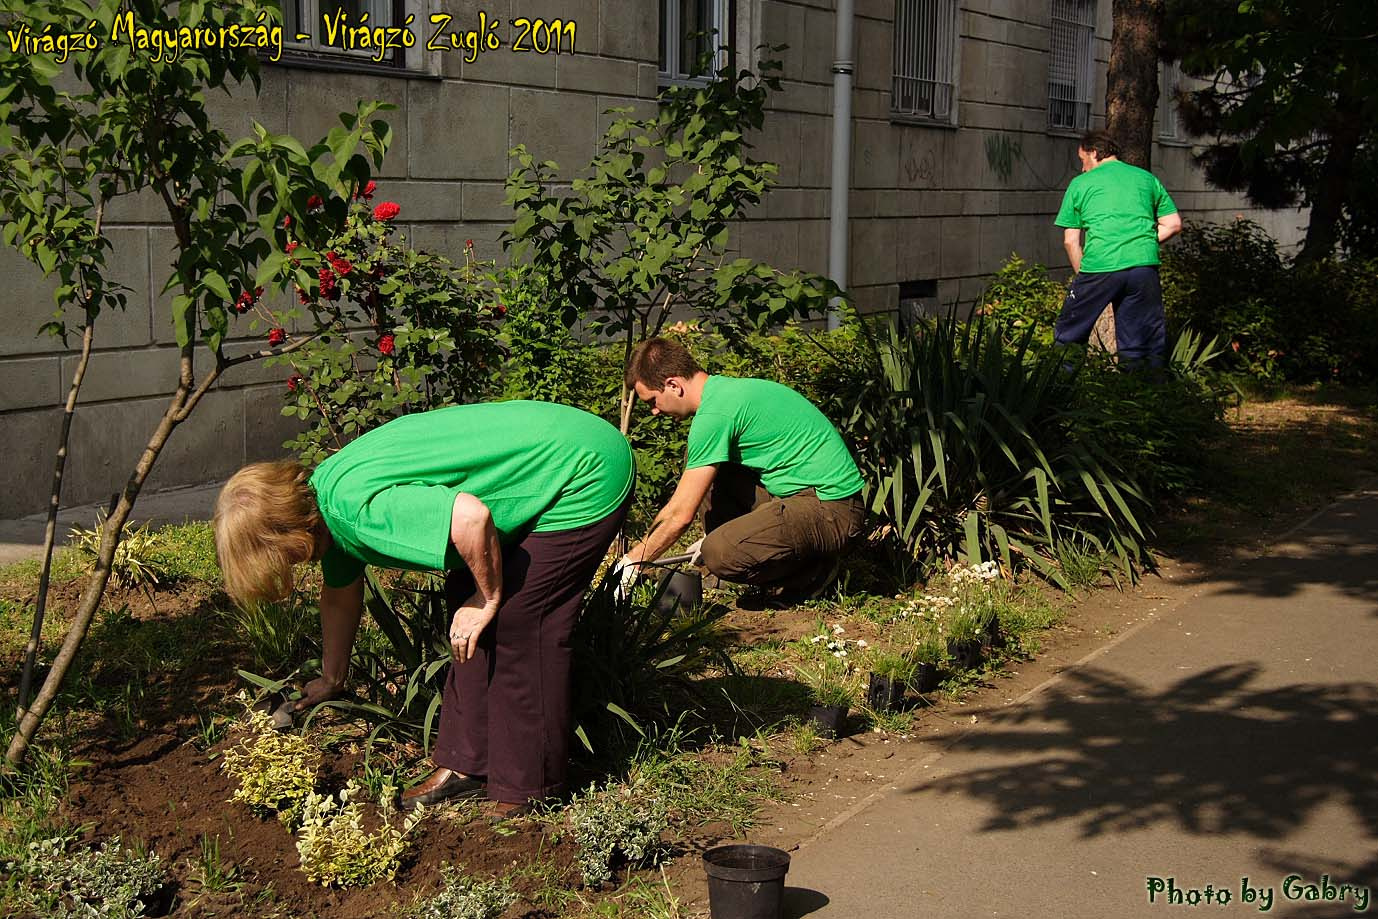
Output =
[
  {"x1": 372, "y1": 201, "x2": 400, "y2": 221},
  {"x1": 362, "y1": 180, "x2": 376, "y2": 200},
  {"x1": 497, "y1": 304, "x2": 507, "y2": 316},
  {"x1": 378, "y1": 334, "x2": 395, "y2": 355},
  {"x1": 282, "y1": 215, "x2": 292, "y2": 228},
  {"x1": 465, "y1": 239, "x2": 474, "y2": 249},
  {"x1": 296, "y1": 286, "x2": 310, "y2": 304},
  {"x1": 307, "y1": 194, "x2": 323, "y2": 210},
  {"x1": 268, "y1": 327, "x2": 286, "y2": 346},
  {"x1": 285, "y1": 241, "x2": 298, "y2": 254},
  {"x1": 234, "y1": 291, "x2": 254, "y2": 314},
  {"x1": 330, "y1": 256, "x2": 353, "y2": 276},
  {"x1": 287, "y1": 374, "x2": 303, "y2": 392}
]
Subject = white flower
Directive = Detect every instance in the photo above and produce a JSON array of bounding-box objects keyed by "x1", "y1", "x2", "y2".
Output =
[
  {"x1": 856, "y1": 639, "x2": 869, "y2": 648},
  {"x1": 831, "y1": 624, "x2": 845, "y2": 635}
]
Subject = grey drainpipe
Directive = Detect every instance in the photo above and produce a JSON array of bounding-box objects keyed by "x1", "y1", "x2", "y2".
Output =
[{"x1": 827, "y1": 0, "x2": 855, "y2": 331}]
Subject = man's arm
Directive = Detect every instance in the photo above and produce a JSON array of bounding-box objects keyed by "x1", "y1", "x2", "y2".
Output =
[
  {"x1": 447, "y1": 492, "x2": 502, "y2": 664},
  {"x1": 297, "y1": 575, "x2": 364, "y2": 710},
  {"x1": 625, "y1": 465, "x2": 718, "y2": 566},
  {"x1": 1157, "y1": 212, "x2": 1182, "y2": 244},
  {"x1": 1063, "y1": 227, "x2": 1084, "y2": 274}
]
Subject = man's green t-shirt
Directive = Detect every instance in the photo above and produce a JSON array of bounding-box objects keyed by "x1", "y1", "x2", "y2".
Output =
[
  {"x1": 310, "y1": 401, "x2": 633, "y2": 588},
  {"x1": 684, "y1": 377, "x2": 864, "y2": 501},
  {"x1": 1055, "y1": 159, "x2": 1178, "y2": 273}
]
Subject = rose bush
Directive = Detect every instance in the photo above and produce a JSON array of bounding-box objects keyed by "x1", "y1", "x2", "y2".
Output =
[{"x1": 255, "y1": 187, "x2": 505, "y2": 465}]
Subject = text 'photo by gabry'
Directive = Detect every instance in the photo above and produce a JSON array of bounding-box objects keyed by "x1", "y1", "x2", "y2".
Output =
[{"x1": 4, "y1": 8, "x2": 576, "y2": 65}]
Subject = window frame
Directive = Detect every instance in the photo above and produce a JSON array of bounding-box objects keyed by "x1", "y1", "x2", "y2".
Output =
[
  {"x1": 659, "y1": 0, "x2": 736, "y2": 85},
  {"x1": 1047, "y1": 0, "x2": 1096, "y2": 135},
  {"x1": 277, "y1": 0, "x2": 440, "y2": 77},
  {"x1": 890, "y1": 0, "x2": 961, "y2": 126},
  {"x1": 1157, "y1": 58, "x2": 1187, "y2": 143}
]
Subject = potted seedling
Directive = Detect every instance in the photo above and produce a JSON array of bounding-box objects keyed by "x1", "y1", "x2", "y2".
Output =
[
  {"x1": 865, "y1": 652, "x2": 912, "y2": 714},
  {"x1": 945, "y1": 604, "x2": 985, "y2": 671},
  {"x1": 911, "y1": 633, "x2": 947, "y2": 693},
  {"x1": 801, "y1": 663, "x2": 853, "y2": 739}
]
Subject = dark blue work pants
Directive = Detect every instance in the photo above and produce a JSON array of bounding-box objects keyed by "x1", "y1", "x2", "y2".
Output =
[{"x1": 1054, "y1": 265, "x2": 1166, "y2": 367}]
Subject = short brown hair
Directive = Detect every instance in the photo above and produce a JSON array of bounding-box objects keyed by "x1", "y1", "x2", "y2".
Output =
[
  {"x1": 624, "y1": 337, "x2": 705, "y2": 390},
  {"x1": 1079, "y1": 129, "x2": 1120, "y2": 160},
  {"x1": 214, "y1": 461, "x2": 324, "y2": 605}
]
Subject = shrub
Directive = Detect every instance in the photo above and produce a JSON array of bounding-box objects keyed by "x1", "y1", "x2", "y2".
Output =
[
  {"x1": 274, "y1": 190, "x2": 505, "y2": 467},
  {"x1": 566, "y1": 777, "x2": 670, "y2": 888},
  {"x1": 977, "y1": 254, "x2": 1066, "y2": 347},
  {"x1": 1161, "y1": 219, "x2": 1378, "y2": 383},
  {"x1": 571, "y1": 572, "x2": 732, "y2": 753},
  {"x1": 1071, "y1": 353, "x2": 1229, "y2": 500},
  {"x1": 5, "y1": 836, "x2": 167, "y2": 919},
  {"x1": 68, "y1": 516, "x2": 168, "y2": 591},
  {"x1": 406, "y1": 867, "x2": 516, "y2": 919},
  {"x1": 295, "y1": 781, "x2": 421, "y2": 888},
  {"x1": 220, "y1": 709, "x2": 321, "y2": 827},
  {"x1": 836, "y1": 315, "x2": 1150, "y2": 582}
]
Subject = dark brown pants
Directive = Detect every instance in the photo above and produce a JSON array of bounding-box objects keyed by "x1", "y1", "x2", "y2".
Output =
[
  {"x1": 437, "y1": 491, "x2": 630, "y2": 803},
  {"x1": 700, "y1": 464, "x2": 866, "y2": 588}
]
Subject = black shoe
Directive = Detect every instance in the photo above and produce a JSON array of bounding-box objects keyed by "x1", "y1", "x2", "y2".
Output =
[
  {"x1": 747, "y1": 558, "x2": 843, "y2": 610},
  {"x1": 400, "y1": 768, "x2": 486, "y2": 811}
]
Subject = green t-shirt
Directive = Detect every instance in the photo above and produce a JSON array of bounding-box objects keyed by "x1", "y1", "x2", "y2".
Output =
[
  {"x1": 1054, "y1": 159, "x2": 1178, "y2": 273},
  {"x1": 310, "y1": 401, "x2": 633, "y2": 588},
  {"x1": 684, "y1": 376, "x2": 865, "y2": 501}
]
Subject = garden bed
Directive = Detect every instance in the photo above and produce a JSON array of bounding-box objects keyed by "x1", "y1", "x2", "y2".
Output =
[{"x1": 3, "y1": 387, "x2": 1376, "y2": 919}]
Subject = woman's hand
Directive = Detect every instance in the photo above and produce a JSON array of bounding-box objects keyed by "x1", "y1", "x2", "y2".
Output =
[
  {"x1": 294, "y1": 675, "x2": 343, "y2": 712},
  {"x1": 450, "y1": 591, "x2": 499, "y2": 664}
]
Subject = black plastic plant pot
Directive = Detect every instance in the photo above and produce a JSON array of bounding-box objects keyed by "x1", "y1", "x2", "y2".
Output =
[
  {"x1": 911, "y1": 661, "x2": 942, "y2": 693},
  {"x1": 947, "y1": 637, "x2": 984, "y2": 670},
  {"x1": 703, "y1": 844, "x2": 791, "y2": 919},
  {"x1": 655, "y1": 569, "x2": 703, "y2": 615},
  {"x1": 866, "y1": 672, "x2": 906, "y2": 713},
  {"x1": 985, "y1": 612, "x2": 1005, "y2": 650},
  {"x1": 806, "y1": 704, "x2": 848, "y2": 738}
]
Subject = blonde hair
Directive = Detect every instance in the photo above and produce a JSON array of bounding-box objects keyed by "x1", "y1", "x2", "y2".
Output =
[{"x1": 214, "y1": 461, "x2": 324, "y2": 605}]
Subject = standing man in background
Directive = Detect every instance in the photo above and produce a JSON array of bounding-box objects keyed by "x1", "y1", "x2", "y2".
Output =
[{"x1": 1054, "y1": 129, "x2": 1183, "y2": 367}]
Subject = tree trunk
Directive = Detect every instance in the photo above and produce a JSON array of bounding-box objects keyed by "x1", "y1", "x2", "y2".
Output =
[
  {"x1": 16, "y1": 321, "x2": 95, "y2": 718},
  {"x1": 1297, "y1": 104, "x2": 1363, "y2": 265},
  {"x1": 5, "y1": 347, "x2": 222, "y2": 766},
  {"x1": 1106, "y1": 0, "x2": 1164, "y2": 170}
]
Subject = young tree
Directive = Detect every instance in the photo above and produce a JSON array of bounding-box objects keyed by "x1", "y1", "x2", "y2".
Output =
[
  {"x1": 1106, "y1": 0, "x2": 1165, "y2": 169},
  {"x1": 1164, "y1": 0, "x2": 1378, "y2": 263},
  {"x1": 1, "y1": 0, "x2": 388, "y2": 765}
]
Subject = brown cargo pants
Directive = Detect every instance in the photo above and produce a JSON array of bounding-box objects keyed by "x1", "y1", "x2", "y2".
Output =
[{"x1": 699, "y1": 463, "x2": 866, "y2": 590}]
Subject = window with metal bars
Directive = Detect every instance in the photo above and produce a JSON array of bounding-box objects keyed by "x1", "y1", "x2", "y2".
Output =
[
  {"x1": 1158, "y1": 59, "x2": 1183, "y2": 140},
  {"x1": 283, "y1": 0, "x2": 412, "y2": 69},
  {"x1": 659, "y1": 0, "x2": 733, "y2": 82},
  {"x1": 891, "y1": 0, "x2": 959, "y2": 122},
  {"x1": 1047, "y1": 0, "x2": 1095, "y2": 132}
]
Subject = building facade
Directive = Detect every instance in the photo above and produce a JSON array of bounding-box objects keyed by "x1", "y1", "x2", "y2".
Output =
[{"x1": 0, "y1": 0, "x2": 1302, "y2": 518}]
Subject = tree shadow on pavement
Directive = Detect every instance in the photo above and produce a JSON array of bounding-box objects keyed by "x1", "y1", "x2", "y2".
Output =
[
  {"x1": 906, "y1": 664, "x2": 1378, "y2": 841},
  {"x1": 1171, "y1": 490, "x2": 1378, "y2": 612}
]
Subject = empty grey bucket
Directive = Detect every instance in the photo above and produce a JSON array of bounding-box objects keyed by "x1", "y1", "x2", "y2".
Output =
[{"x1": 703, "y1": 844, "x2": 791, "y2": 919}]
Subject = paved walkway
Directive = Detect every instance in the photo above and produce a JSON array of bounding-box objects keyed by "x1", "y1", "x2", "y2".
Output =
[
  {"x1": 0, "y1": 483, "x2": 223, "y2": 567},
  {"x1": 785, "y1": 488, "x2": 1378, "y2": 918}
]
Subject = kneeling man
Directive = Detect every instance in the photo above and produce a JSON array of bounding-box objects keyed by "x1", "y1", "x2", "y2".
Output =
[{"x1": 621, "y1": 338, "x2": 866, "y2": 602}]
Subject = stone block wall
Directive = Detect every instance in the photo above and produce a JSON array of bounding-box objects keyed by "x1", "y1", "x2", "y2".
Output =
[{"x1": 0, "y1": 0, "x2": 1303, "y2": 518}]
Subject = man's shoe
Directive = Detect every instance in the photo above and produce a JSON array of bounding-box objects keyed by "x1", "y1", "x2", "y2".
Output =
[
  {"x1": 755, "y1": 558, "x2": 844, "y2": 610},
  {"x1": 400, "y1": 768, "x2": 485, "y2": 811}
]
